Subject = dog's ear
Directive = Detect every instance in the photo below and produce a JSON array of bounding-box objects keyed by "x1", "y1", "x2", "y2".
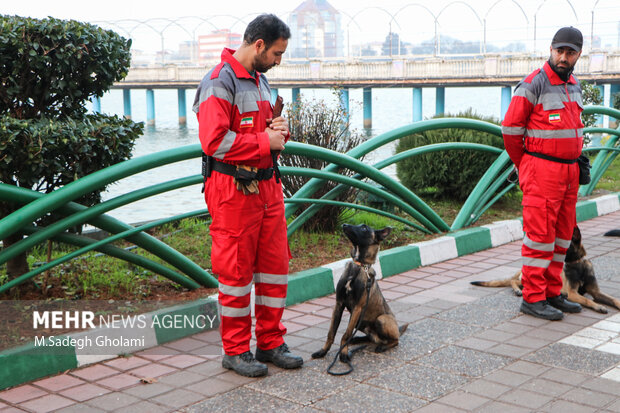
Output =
[
  {"x1": 375, "y1": 227, "x2": 392, "y2": 242},
  {"x1": 572, "y1": 225, "x2": 582, "y2": 244}
]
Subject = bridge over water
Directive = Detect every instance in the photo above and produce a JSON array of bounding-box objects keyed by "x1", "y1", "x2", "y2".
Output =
[{"x1": 112, "y1": 53, "x2": 620, "y2": 127}]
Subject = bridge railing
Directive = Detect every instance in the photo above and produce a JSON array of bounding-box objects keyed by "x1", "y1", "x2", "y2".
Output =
[
  {"x1": 121, "y1": 53, "x2": 620, "y2": 85},
  {"x1": 1, "y1": 106, "x2": 618, "y2": 293}
]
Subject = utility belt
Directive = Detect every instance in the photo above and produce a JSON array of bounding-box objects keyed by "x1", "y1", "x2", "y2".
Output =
[
  {"x1": 524, "y1": 149, "x2": 591, "y2": 185},
  {"x1": 201, "y1": 153, "x2": 278, "y2": 193},
  {"x1": 524, "y1": 149, "x2": 577, "y2": 164}
]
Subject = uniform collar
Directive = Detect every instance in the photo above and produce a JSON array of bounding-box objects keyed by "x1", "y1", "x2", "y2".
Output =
[
  {"x1": 543, "y1": 61, "x2": 577, "y2": 85},
  {"x1": 221, "y1": 48, "x2": 261, "y2": 81}
]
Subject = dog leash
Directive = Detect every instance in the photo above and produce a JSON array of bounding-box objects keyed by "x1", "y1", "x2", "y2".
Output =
[{"x1": 327, "y1": 264, "x2": 373, "y2": 376}]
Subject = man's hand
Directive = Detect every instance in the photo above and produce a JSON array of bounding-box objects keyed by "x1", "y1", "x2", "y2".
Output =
[
  {"x1": 267, "y1": 116, "x2": 289, "y2": 137},
  {"x1": 267, "y1": 128, "x2": 286, "y2": 151}
]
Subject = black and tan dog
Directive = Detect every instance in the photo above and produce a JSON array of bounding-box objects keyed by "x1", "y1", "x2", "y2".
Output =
[
  {"x1": 471, "y1": 226, "x2": 620, "y2": 313},
  {"x1": 312, "y1": 224, "x2": 408, "y2": 362}
]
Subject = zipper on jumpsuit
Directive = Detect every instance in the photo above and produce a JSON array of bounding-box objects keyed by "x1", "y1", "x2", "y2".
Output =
[
  {"x1": 254, "y1": 74, "x2": 269, "y2": 211},
  {"x1": 564, "y1": 82, "x2": 578, "y2": 190}
]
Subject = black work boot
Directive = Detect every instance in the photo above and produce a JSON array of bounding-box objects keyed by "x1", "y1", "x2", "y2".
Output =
[
  {"x1": 222, "y1": 351, "x2": 268, "y2": 377},
  {"x1": 255, "y1": 343, "x2": 303, "y2": 369},
  {"x1": 520, "y1": 299, "x2": 563, "y2": 321},
  {"x1": 547, "y1": 294, "x2": 582, "y2": 313}
]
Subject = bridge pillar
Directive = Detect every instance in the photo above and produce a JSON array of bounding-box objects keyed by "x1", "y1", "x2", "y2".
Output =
[
  {"x1": 435, "y1": 87, "x2": 445, "y2": 116},
  {"x1": 123, "y1": 89, "x2": 132, "y2": 119},
  {"x1": 412, "y1": 87, "x2": 422, "y2": 122},
  {"x1": 340, "y1": 87, "x2": 350, "y2": 124},
  {"x1": 292, "y1": 88, "x2": 300, "y2": 106},
  {"x1": 501, "y1": 86, "x2": 512, "y2": 120},
  {"x1": 91, "y1": 96, "x2": 101, "y2": 114},
  {"x1": 596, "y1": 85, "x2": 604, "y2": 126},
  {"x1": 178, "y1": 88, "x2": 187, "y2": 125},
  {"x1": 146, "y1": 89, "x2": 155, "y2": 126},
  {"x1": 363, "y1": 87, "x2": 372, "y2": 129},
  {"x1": 271, "y1": 88, "x2": 278, "y2": 104},
  {"x1": 610, "y1": 84, "x2": 620, "y2": 128}
]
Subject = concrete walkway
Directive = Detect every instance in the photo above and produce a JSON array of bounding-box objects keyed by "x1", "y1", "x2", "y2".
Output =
[{"x1": 1, "y1": 211, "x2": 620, "y2": 413}]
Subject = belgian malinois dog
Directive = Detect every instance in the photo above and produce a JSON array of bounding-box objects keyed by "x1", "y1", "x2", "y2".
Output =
[
  {"x1": 312, "y1": 224, "x2": 408, "y2": 362},
  {"x1": 471, "y1": 226, "x2": 620, "y2": 313}
]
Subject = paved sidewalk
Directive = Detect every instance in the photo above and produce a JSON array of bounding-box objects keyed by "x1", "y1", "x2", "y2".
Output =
[{"x1": 1, "y1": 211, "x2": 620, "y2": 412}]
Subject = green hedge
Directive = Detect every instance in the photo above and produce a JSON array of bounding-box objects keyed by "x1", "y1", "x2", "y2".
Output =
[{"x1": 395, "y1": 109, "x2": 504, "y2": 201}]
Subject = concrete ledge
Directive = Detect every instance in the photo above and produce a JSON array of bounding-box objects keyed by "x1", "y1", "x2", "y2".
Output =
[{"x1": 1, "y1": 192, "x2": 618, "y2": 390}]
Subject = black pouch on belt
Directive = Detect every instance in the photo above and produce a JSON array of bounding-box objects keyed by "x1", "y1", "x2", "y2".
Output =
[{"x1": 577, "y1": 154, "x2": 591, "y2": 185}]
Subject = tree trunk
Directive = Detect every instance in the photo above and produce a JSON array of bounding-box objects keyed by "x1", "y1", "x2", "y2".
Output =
[{"x1": 4, "y1": 232, "x2": 30, "y2": 278}]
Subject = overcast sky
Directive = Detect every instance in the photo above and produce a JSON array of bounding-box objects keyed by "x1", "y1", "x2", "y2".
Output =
[{"x1": 4, "y1": 0, "x2": 620, "y2": 54}]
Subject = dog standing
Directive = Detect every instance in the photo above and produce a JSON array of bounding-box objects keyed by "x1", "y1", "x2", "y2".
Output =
[
  {"x1": 312, "y1": 224, "x2": 408, "y2": 362},
  {"x1": 471, "y1": 226, "x2": 620, "y2": 313}
]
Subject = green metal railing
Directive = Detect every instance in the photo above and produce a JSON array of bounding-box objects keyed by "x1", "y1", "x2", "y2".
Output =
[{"x1": 1, "y1": 105, "x2": 618, "y2": 293}]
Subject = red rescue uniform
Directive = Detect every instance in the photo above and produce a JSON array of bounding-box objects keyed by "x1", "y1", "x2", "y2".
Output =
[
  {"x1": 193, "y1": 48, "x2": 291, "y2": 356},
  {"x1": 502, "y1": 61, "x2": 583, "y2": 304}
]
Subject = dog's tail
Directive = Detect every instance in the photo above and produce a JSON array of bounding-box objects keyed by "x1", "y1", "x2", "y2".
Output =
[
  {"x1": 399, "y1": 323, "x2": 409, "y2": 335},
  {"x1": 604, "y1": 229, "x2": 620, "y2": 237},
  {"x1": 470, "y1": 278, "x2": 514, "y2": 288}
]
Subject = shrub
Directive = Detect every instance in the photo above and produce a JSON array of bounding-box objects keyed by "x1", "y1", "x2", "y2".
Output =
[
  {"x1": 279, "y1": 89, "x2": 364, "y2": 232},
  {"x1": 580, "y1": 81, "x2": 604, "y2": 145},
  {"x1": 0, "y1": 15, "x2": 141, "y2": 278},
  {"x1": 0, "y1": 15, "x2": 132, "y2": 119},
  {"x1": 395, "y1": 109, "x2": 504, "y2": 201}
]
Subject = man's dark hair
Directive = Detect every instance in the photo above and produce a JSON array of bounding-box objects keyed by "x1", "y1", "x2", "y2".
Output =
[{"x1": 243, "y1": 14, "x2": 291, "y2": 49}]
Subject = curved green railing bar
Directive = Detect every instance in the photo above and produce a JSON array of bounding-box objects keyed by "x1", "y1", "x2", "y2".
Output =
[
  {"x1": 285, "y1": 118, "x2": 504, "y2": 233},
  {"x1": 283, "y1": 142, "x2": 448, "y2": 232},
  {"x1": 0, "y1": 183, "x2": 203, "y2": 289},
  {"x1": 0, "y1": 176, "x2": 215, "y2": 287},
  {"x1": 580, "y1": 106, "x2": 620, "y2": 196},
  {"x1": 0, "y1": 209, "x2": 207, "y2": 294},
  {"x1": 280, "y1": 167, "x2": 431, "y2": 234},
  {"x1": 285, "y1": 141, "x2": 506, "y2": 236},
  {"x1": 283, "y1": 199, "x2": 420, "y2": 229}
]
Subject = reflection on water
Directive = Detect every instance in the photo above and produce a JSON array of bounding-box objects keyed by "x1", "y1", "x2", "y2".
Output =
[{"x1": 99, "y1": 87, "x2": 503, "y2": 223}]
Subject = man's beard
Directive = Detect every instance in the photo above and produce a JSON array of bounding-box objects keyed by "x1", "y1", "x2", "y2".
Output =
[
  {"x1": 549, "y1": 58, "x2": 574, "y2": 82},
  {"x1": 254, "y1": 53, "x2": 274, "y2": 73}
]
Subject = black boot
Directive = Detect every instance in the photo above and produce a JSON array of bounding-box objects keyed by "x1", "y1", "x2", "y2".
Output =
[
  {"x1": 547, "y1": 295, "x2": 582, "y2": 313},
  {"x1": 222, "y1": 351, "x2": 268, "y2": 377},
  {"x1": 520, "y1": 300, "x2": 563, "y2": 321},
  {"x1": 256, "y1": 343, "x2": 303, "y2": 369}
]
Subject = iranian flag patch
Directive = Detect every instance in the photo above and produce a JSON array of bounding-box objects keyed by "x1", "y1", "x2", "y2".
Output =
[
  {"x1": 549, "y1": 113, "x2": 561, "y2": 123},
  {"x1": 240, "y1": 117, "x2": 253, "y2": 128}
]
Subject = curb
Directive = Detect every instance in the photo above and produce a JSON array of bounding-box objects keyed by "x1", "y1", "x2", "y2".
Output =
[{"x1": 1, "y1": 192, "x2": 619, "y2": 390}]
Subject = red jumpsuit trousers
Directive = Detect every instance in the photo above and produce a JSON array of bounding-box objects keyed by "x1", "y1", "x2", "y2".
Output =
[
  {"x1": 205, "y1": 171, "x2": 289, "y2": 356},
  {"x1": 519, "y1": 154, "x2": 579, "y2": 303}
]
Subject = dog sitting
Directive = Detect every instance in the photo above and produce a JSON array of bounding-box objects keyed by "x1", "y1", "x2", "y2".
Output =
[
  {"x1": 312, "y1": 224, "x2": 408, "y2": 362},
  {"x1": 471, "y1": 226, "x2": 620, "y2": 313}
]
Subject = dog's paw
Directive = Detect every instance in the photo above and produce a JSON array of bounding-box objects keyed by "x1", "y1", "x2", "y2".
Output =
[
  {"x1": 339, "y1": 351, "x2": 351, "y2": 363},
  {"x1": 311, "y1": 349, "x2": 327, "y2": 359},
  {"x1": 375, "y1": 345, "x2": 387, "y2": 353},
  {"x1": 514, "y1": 290, "x2": 523, "y2": 297},
  {"x1": 596, "y1": 306, "x2": 608, "y2": 314}
]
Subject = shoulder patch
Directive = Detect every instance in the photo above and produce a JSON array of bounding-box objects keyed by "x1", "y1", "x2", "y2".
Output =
[{"x1": 210, "y1": 62, "x2": 226, "y2": 80}]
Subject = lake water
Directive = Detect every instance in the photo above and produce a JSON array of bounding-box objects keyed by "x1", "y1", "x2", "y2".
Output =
[{"x1": 93, "y1": 84, "x2": 609, "y2": 224}]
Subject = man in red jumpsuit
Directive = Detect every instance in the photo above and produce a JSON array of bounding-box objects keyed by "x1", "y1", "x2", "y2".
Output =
[
  {"x1": 193, "y1": 14, "x2": 302, "y2": 377},
  {"x1": 502, "y1": 27, "x2": 585, "y2": 320}
]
